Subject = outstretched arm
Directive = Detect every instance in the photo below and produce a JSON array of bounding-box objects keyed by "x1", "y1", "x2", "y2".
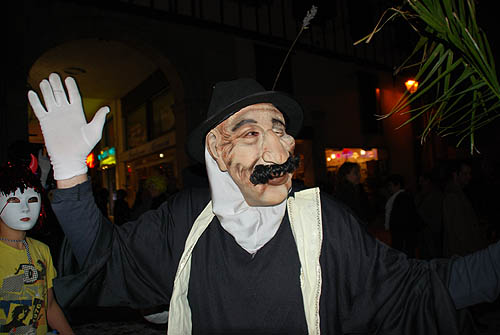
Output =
[{"x1": 448, "y1": 240, "x2": 500, "y2": 309}]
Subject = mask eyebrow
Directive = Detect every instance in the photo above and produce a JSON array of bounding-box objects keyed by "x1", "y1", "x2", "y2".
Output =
[
  {"x1": 272, "y1": 118, "x2": 286, "y2": 129},
  {"x1": 231, "y1": 119, "x2": 257, "y2": 132}
]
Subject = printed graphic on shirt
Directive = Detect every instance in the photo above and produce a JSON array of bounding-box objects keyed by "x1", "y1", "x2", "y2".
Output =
[{"x1": 0, "y1": 240, "x2": 55, "y2": 335}]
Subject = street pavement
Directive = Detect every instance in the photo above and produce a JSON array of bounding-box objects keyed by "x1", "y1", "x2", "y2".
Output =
[
  {"x1": 67, "y1": 302, "x2": 500, "y2": 334},
  {"x1": 73, "y1": 320, "x2": 165, "y2": 334},
  {"x1": 68, "y1": 307, "x2": 165, "y2": 334}
]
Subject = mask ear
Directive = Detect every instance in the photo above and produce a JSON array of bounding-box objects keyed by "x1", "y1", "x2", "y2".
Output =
[{"x1": 206, "y1": 130, "x2": 228, "y2": 172}]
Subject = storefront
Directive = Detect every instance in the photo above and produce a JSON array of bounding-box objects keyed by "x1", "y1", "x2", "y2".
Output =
[
  {"x1": 117, "y1": 70, "x2": 178, "y2": 207},
  {"x1": 325, "y1": 148, "x2": 380, "y2": 182},
  {"x1": 120, "y1": 131, "x2": 177, "y2": 208}
]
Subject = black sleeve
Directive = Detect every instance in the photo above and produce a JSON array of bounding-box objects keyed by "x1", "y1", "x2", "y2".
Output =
[
  {"x1": 319, "y1": 193, "x2": 469, "y2": 334},
  {"x1": 448, "y1": 240, "x2": 500, "y2": 309},
  {"x1": 51, "y1": 180, "x2": 210, "y2": 310},
  {"x1": 51, "y1": 180, "x2": 101, "y2": 265}
]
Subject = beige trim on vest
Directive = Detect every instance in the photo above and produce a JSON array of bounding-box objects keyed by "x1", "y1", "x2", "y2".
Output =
[
  {"x1": 287, "y1": 187, "x2": 323, "y2": 335},
  {"x1": 167, "y1": 188, "x2": 323, "y2": 334},
  {"x1": 167, "y1": 202, "x2": 214, "y2": 334}
]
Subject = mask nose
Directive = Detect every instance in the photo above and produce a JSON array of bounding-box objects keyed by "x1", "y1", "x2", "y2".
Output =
[
  {"x1": 262, "y1": 130, "x2": 288, "y2": 164},
  {"x1": 20, "y1": 200, "x2": 30, "y2": 213}
]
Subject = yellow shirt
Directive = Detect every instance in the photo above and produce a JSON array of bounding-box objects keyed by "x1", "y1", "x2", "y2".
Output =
[{"x1": 0, "y1": 238, "x2": 57, "y2": 335}]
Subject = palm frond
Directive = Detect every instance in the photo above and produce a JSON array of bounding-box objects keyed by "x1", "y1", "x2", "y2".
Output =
[{"x1": 357, "y1": 0, "x2": 500, "y2": 153}]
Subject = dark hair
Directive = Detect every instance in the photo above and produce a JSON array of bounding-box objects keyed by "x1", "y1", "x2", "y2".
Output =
[
  {"x1": 0, "y1": 162, "x2": 45, "y2": 228},
  {"x1": 446, "y1": 159, "x2": 471, "y2": 179},
  {"x1": 0, "y1": 163, "x2": 43, "y2": 197},
  {"x1": 419, "y1": 170, "x2": 440, "y2": 185},
  {"x1": 116, "y1": 189, "x2": 127, "y2": 200},
  {"x1": 386, "y1": 174, "x2": 405, "y2": 188},
  {"x1": 336, "y1": 162, "x2": 360, "y2": 184}
]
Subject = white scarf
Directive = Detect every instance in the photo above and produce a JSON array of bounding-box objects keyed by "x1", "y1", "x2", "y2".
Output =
[
  {"x1": 205, "y1": 147, "x2": 286, "y2": 254},
  {"x1": 384, "y1": 189, "x2": 404, "y2": 231}
]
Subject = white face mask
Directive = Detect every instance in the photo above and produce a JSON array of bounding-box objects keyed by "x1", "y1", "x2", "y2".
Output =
[{"x1": 0, "y1": 187, "x2": 41, "y2": 231}]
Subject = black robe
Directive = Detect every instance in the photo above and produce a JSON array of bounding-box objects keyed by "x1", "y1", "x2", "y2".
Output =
[{"x1": 51, "y1": 180, "x2": 473, "y2": 334}]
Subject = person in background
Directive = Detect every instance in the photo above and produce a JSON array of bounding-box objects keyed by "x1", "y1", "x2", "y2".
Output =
[
  {"x1": 146, "y1": 175, "x2": 168, "y2": 209},
  {"x1": 130, "y1": 179, "x2": 152, "y2": 220},
  {"x1": 385, "y1": 174, "x2": 421, "y2": 258},
  {"x1": 113, "y1": 189, "x2": 131, "y2": 226},
  {"x1": 415, "y1": 173, "x2": 444, "y2": 259},
  {"x1": 94, "y1": 187, "x2": 109, "y2": 219},
  {"x1": 130, "y1": 175, "x2": 179, "y2": 220},
  {"x1": 146, "y1": 175, "x2": 178, "y2": 210},
  {"x1": 0, "y1": 158, "x2": 74, "y2": 334},
  {"x1": 468, "y1": 157, "x2": 500, "y2": 244},
  {"x1": 334, "y1": 162, "x2": 371, "y2": 224},
  {"x1": 442, "y1": 160, "x2": 487, "y2": 257}
]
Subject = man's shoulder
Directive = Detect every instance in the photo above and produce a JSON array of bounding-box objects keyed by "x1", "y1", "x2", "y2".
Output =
[
  {"x1": 171, "y1": 186, "x2": 211, "y2": 201},
  {"x1": 319, "y1": 188, "x2": 353, "y2": 213},
  {"x1": 442, "y1": 189, "x2": 462, "y2": 204},
  {"x1": 290, "y1": 187, "x2": 357, "y2": 221},
  {"x1": 161, "y1": 186, "x2": 212, "y2": 214},
  {"x1": 311, "y1": 188, "x2": 373, "y2": 246},
  {"x1": 396, "y1": 190, "x2": 415, "y2": 203}
]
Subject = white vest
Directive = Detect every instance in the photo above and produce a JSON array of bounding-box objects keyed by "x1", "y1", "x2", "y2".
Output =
[{"x1": 167, "y1": 188, "x2": 323, "y2": 334}]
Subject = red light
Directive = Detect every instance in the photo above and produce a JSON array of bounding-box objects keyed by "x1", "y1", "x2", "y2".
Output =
[{"x1": 86, "y1": 153, "x2": 96, "y2": 168}]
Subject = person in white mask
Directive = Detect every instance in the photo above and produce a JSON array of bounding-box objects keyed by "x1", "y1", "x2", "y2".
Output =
[
  {"x1": 29, "y1": 73, "x2": 499, "y2": 334},
  {"x1": 0, "y1": 158, "x2": 74, "y2": 334}
]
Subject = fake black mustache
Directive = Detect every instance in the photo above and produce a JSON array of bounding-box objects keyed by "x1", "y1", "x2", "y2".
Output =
[{"x1": 249, "y1": 155, "x2": 300, "y2": 185}]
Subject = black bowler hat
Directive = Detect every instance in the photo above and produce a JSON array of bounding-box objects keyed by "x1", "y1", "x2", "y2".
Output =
[{"x1": 186, "y1": 78, "x2": 303, "y2": 163}]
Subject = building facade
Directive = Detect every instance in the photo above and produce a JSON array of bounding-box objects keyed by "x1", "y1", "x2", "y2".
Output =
[{"x1": 5, "y1": 0, "x2": 448, "y2": 214}]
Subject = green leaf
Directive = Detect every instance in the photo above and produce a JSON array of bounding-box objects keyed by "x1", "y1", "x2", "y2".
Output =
[{"x1": 358, "y1": 0, "x2": 500, "y2": 153}]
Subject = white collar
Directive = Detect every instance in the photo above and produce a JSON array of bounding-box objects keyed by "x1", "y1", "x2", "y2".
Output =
[{"x1": 205, "y1": 147, "x2": 286, "y2": 254}]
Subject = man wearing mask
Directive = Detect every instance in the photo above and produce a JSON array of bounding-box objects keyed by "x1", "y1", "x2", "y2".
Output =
[{"x1": 29, "y1": 73, "x2": 499, "y2": 334}]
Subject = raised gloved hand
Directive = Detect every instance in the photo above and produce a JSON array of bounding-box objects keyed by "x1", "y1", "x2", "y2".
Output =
[{"x1": 28, "y1": 73, "x2": 109, "y2": 180}]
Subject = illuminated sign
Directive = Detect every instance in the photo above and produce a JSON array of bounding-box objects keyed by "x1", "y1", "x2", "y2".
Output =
[
  {"x1": 86, "y1": 153, "x2": 96, "y2": 168},
  {"x1": 325, "y1": 148, "x2": 378, "y2": 167},
  {"x1": 98, "y1": 147, "x2": 116, "y2": 167}
]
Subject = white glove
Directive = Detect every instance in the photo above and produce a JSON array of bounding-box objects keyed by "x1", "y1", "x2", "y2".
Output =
[{"x1": 28, "y1": 73, "x2": 109, "y2": 180}]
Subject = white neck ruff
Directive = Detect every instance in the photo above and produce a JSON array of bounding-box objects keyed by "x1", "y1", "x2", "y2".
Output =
[{"x1": 205, "y1": 147, "x2": 286, "y2": 254}]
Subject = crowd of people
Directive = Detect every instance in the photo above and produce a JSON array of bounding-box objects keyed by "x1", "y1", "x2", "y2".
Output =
[
  {"x1": 328, "y1": 160, "x2": 499, "y2": 260},
  {"x1": 326, "y1": 159, "x2": 500, "y2": 331}
]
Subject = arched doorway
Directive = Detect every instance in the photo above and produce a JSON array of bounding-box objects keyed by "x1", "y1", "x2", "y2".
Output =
[{"x1": 28, "y1": 38, "x2": 185, "y2": 220}]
